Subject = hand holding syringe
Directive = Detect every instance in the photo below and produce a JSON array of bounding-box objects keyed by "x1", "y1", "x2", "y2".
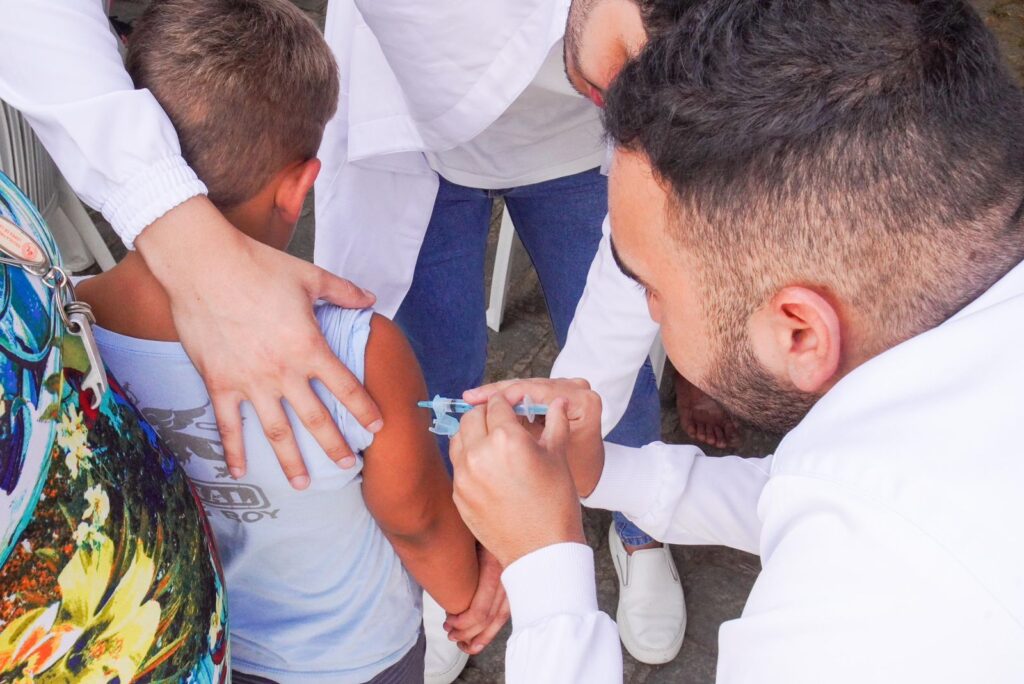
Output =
[{"x1": 417, "y1": 395, "x2": 548, "y2": 436}]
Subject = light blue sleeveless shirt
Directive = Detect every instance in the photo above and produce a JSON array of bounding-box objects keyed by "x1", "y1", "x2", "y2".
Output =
[{"x1": 94, "y1": 306, "x2": 422, "y2": 683}]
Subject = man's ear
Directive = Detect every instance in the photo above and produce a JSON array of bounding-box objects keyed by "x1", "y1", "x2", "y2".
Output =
[
  {"x1": 274, "y1": 158, "x2": 321, "y2": 224},
  {"x1": 749, "y1": 286, "x2": 842, "y2": 393}
]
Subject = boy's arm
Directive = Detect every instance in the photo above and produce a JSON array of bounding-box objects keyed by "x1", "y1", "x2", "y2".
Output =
[{"x1": 362, "y1": 315, "x2": 479, "y2": 614}]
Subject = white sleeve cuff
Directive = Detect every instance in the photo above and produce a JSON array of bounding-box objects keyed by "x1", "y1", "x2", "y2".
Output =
[
  {"x1": 502, "y1": 542, "x2": 598, "y2": 630},
  {"x1": 583, "y1": 442, "x2": 670, "y2": 519},
  {"x1": 101, "y1": 155, "x2": 207, "y2": 249}
]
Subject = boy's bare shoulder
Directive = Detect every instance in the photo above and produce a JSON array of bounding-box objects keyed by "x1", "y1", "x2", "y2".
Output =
[{"x1": 363, "y1": 313, "x2": 431, "y2": 436}]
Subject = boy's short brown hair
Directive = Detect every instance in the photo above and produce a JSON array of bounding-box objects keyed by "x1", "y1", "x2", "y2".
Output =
[{"x1": 127, "y1": 0, "x2": 339, "y2": 208}]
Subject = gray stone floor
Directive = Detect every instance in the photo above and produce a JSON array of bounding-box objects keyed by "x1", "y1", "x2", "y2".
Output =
[{"x1": 93, "y1": 2, "x2": 1022, "y2": 682}]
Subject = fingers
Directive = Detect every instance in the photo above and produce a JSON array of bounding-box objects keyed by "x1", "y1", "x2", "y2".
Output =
[
  {"x1": 309, "y1": 265, "x2": 376, "y2": 309},
  {"x1": 463, "y1": 377, "x2": 589, "y2": 405},
  {"x1": 468, "y1": 594, "x2": 510, "y2": 653},
  {"x1": 484, "y1": 394, "x2": 519, "y2": 432},
  {"x1": 249, "y1": 395, "x2": 310, "y2": 489},
  {"x1": 539, "y1": 398, "x2": 569, "y2": 453},
  {"x1": 311, "y1": 344, "x2": 384, "y2": 436},
  {"x1": 462, "y1": 379, "x2": 519, "y2": 404},
  {"x1": 211, "y1": 392, "x2": 247, "y2": 479},
  {"x1": 285, "y1": 380, "x2": 356, "y2": 469}
]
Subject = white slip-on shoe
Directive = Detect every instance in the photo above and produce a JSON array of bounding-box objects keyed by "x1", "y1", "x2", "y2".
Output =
[
  {"x1": 423, "y1": 591, "x2": 469, "y2": 684},
  {"x1": 608, "y1": 523, "x2": 687, "y2": 665}
]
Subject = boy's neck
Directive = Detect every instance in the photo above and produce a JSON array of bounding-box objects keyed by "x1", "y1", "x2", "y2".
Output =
[
  {"x1": 78, "y1": 251, "x2": 181, "y2": 341},
  {"x1": 78, "y1": 198, "x2": 277, "y2": 343}
]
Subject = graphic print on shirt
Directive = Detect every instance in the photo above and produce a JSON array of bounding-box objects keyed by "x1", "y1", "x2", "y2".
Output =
[
  {"x1": 122, "y1": 389, "x2": 281, "y2": 525},
  {"x1": 124, "y1": 391, "x2": 227, "y2": 471}
]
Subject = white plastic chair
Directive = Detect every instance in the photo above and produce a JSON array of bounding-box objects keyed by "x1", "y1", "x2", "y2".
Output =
[
  {"x1": 0, "y1": 101, "x2": 116, "y2": 273},
  {"x1": 485, "y1": 204, "x2": 669, "y2": 387}
]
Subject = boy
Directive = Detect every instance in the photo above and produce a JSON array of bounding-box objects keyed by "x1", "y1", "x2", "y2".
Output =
[{"x1": 77, "y1": 1, "x2": 479, "y2": 682}]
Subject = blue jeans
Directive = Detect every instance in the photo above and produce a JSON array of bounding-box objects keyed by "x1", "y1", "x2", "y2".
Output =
[{"x1": 395, "y1": 169, "x2": 660, "y2": 547}]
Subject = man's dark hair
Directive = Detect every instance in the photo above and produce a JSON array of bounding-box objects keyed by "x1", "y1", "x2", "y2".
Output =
[
  {"x1": 127, "y1": 0, "x2": 339, "y2": 208},
  {"x1": 636, "y1": 0, "x2": 699, "y2": 38},
  {"x1": 605, "y1": 0, "x2": 1024, "y2": 352}
]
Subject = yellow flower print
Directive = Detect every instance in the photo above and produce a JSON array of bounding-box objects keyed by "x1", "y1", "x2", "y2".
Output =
[
  {"x1": 208, "y1": 591, "x2": 224, "y2": 651},
  {"x1": 54, "y1": 537, "x2": 161, "y2": 683},
  {"x1": 57, "y1": 406, "x2": 93, "y2": 479},
  {"x1": 82, "y1": 486, "x2": 109, "y2": 528},
  {"x1": 71, "y1": 523, "x2": 103, "y2": 550},
  {"x1": 0, "y1": 604, "x2": 82, "y2": 680}
]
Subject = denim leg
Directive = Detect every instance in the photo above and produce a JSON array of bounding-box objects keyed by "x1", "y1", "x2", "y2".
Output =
[
  {"x1": 505, "y1": 169, "x2": 660, "y2": 546},
  {"x1": 394, "y1": 178, "x2": 493, "y2": 471}
]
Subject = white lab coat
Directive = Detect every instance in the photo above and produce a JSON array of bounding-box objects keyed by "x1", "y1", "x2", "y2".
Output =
[
  {"x1": 313, "y1": 1, "x2": 657, "y2": 430},
  {"x1": 501, "y1": 260, "x2": 1024, "y2": 683},
  {"x1": 0, "y1": 0, "x2": 655, "y2": 431},
  {"x1": 0, "y1": 0, "x2": 206, "y2": 247}
]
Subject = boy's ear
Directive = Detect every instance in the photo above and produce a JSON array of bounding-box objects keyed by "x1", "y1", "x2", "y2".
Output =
[{"x1": 274, "y1": 158, "x2": 321, "y2": 224}]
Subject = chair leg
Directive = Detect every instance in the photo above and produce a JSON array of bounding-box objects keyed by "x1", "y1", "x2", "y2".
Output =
[{"x1": 486, "y1": 207, "x2": 517, "y2": 333}]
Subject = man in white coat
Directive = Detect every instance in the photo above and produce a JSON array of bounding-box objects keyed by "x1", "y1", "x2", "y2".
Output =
[{"x1": 450, "y1": 0, "x2": 1024, "y2": 681}]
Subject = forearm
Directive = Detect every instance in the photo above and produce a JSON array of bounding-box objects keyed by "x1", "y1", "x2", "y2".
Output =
[
  {"x1": 584, "y1": 442, "x2": 771, "y2": 554},
  {"x1": 384, "y1": 504, "x2": 479, "y2": 614},
  {"x1": 0, "y1": 0, "x2": 203, "y2": 245}
]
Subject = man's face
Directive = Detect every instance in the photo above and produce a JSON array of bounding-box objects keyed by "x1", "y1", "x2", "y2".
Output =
[
  {"x1": 608, "y1": 149, "x2": 822, "y2": 434},
  {"x1": 565, "y1": 0, "x2": 647, "y2": 107}
]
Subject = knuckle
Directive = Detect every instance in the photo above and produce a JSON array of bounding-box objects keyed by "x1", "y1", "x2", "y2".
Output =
[
  {"x1": 324, "y1": 444, "x2": 352, "y2": 461},
  {"x1": 302, "y1": 408, "x2": 331, "y2": 431},
  {"x1": 263, "y1": 422, "x2": 293, "y2": 443},
  {"x1": 571, "y1": 377, "x2": 591, "y2": 390}
]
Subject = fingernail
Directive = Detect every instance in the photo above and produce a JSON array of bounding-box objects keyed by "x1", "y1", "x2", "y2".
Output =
[
  {"x1": 289, "y1": 475, "x2": 310, "y2": 490},
  {"x1": 368, "y1": 419, "x2": 384, "y2": 434},
  {"x1": 229, "y1": 466, "x2": 244, "y2": 479},
  {"x1": 338, "y1": 456, "x2": 357, "y2": 469},
  {"x1": 442, "y1": 622, "x2": 451, "y2": 632},
  {"x1": 472, "y1": 644, "x2": 483, "y2": 654}
]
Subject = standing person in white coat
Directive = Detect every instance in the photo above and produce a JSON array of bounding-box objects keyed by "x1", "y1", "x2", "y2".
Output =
[
  {"x1": 451, "y1": 0, "x2": 1024, "y2": 681},
  {"x1": 312, "y1": 0, "x2": 684, "y2": 675}
]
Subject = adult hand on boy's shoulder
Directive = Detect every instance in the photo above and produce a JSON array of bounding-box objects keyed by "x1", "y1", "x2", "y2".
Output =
[
  {"x1": 136, "y1": 197, "x2": 383, "y2": 489},
  {"x1": 450, "y1": 395, "x2": 585, "y2": 568},
  {"x1": 444, "y1": 547, "x2": 510, "y2": 654}
]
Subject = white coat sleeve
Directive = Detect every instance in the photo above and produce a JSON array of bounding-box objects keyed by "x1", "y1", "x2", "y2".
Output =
[
  {"x1": 0, "y1": 0, "x2": 205, "y2": 247},
  {"x1": 584, "y1": 442, "x2": 771, "y2": 555},
  {"x1": 502, "y1": 543, "x2": 622, "y2": 684},
  {"x1": 551, "y1": 219, "x2": 660, "y2": 436}
]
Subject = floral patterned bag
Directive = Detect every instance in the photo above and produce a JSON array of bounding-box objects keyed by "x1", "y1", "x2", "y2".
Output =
[{"x1": 0, "y1": 171, "x2": 228, "y2": 683}]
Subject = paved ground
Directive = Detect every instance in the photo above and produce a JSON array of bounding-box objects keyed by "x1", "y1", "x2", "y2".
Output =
[{"x1": 97, "y1": 2, "x2": 1023, "y2": 682}]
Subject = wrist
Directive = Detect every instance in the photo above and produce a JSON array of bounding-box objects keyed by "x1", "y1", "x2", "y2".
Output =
[
  {"x1": 134, "y1": 196, "x2": 247, "y2": 292},
  {"x1": 572, "y1": 439, "x2": 605, "y2": 499},
  {"x1": 499, "y1": 520, "x2": 586, "y2": 568}
]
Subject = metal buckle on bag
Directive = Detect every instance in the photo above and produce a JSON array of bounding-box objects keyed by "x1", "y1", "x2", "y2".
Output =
[{"x1": 0, "y1": 215, "x2": 108, "y2": 407}]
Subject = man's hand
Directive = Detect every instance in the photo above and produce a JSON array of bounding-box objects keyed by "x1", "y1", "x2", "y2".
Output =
[
  {"x1": 450, "y1": 395, "x2": 584, "y2": 568},
  {"x1": 444, "y1": 547, "x2": 509, "y2": 655},
  {"x1": 464, "y1": 379, "x2": 605, "y2": 497},
  {"x1": 135, "y1": 197, "x2": 383, "y2": 489}
]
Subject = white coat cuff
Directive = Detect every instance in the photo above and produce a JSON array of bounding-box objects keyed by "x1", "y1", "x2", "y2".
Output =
[
  {"x1": 583, "y1": 442, "x2": 661, "y2": 518},
  {"x1": 101, "y1": 155, "x2": 207, "y2": 249},
  {"x1": 503, "y1": 543, "x2": 598, "y2": 629}
]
